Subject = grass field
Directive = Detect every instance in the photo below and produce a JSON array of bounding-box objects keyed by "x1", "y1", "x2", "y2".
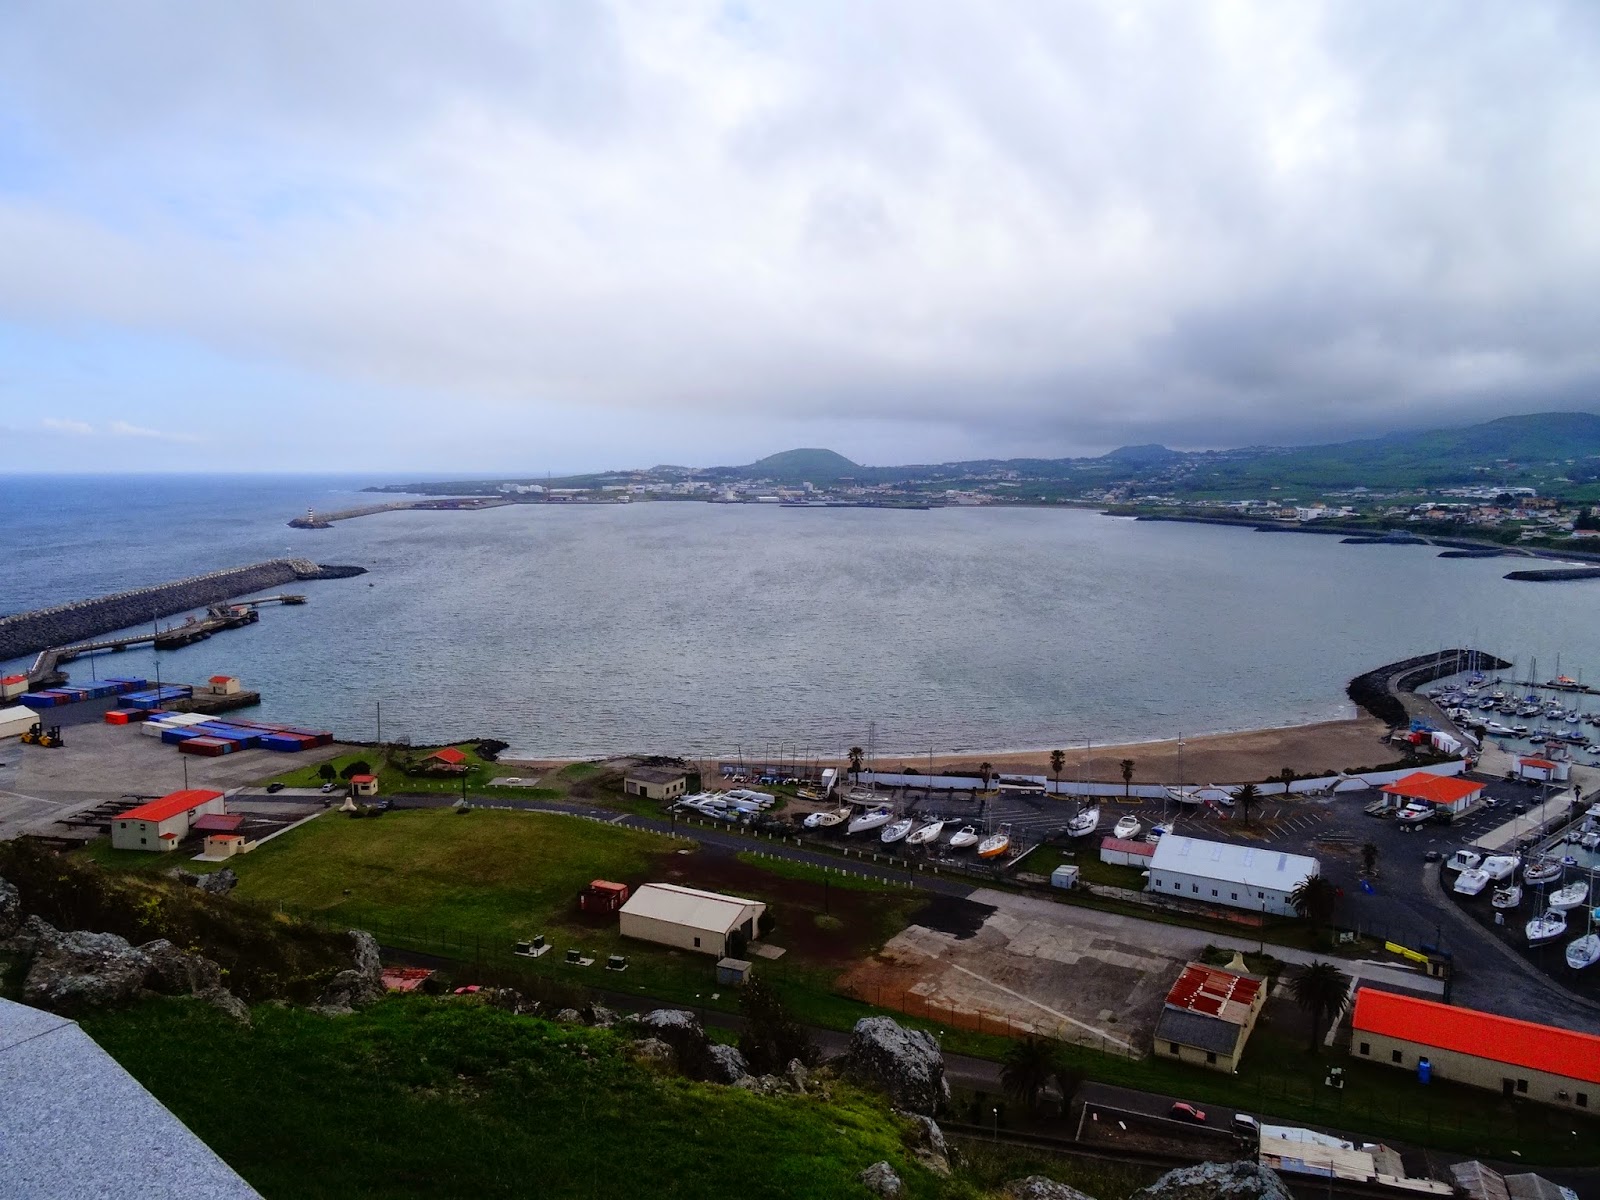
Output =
[
  {"x1": 262, "y1": 744, "x2": 560, "y2": 800},
  {"x1": 83, "y1": 997, "x2": 990, "y2": 1200}
]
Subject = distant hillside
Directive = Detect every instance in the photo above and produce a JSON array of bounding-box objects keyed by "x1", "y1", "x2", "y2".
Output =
[
  {"x1": 742, "y1": 448, "x2": 861, "y2": 481},
  {"x1": 1100, "y1": 444, "x2": 1181, "y2": 465}
]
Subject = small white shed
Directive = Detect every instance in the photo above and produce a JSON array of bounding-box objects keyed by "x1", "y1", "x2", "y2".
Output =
[{"x1": 0, "y1": 705, "x2": 38, "y2": 740}]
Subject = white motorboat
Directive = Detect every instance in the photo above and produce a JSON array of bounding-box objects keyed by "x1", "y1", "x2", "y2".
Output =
[
  {"x1": 847, "y1": 806, "x2": 894, "y2": 835},
  {"x1": 881, "y1": 817, "x2": 914, "y2": 844},
  {"x1": 1144, "y1": 824, "x2": 1170, "y2": 843},
  {"x1": 1527, "y1": 909, "x2": 1569, "y2": 945},
  {"x1": 1482, "y1": 855, "x2": 1518, "y2": 882},
  {"x1": 906, "y1": 819, "x2": 946, "y2": 846},
  {"x1": 1550, "y1": 880, "x2": 1591, "y2": 911},
  {"x1": 1067, "y1": 805, "x2": 1101, "y2": 837},
  {"x1": 1525, "y1": 858, "x2": 1563, "y2": 885},
  {"x1": 1396, "y1": 803, "x2": 1434, "y2": 826},
  {"x1": 977, "y1": 826, "x2": 1012, "y2": 859},
  {"x1": 1568, "y1": 933, "x2": 1600, "y2": 970},
  {"x1": 947, "y1": 825, "x2": 980, "y2": 850},
  {"x1": 1113, "y1": 815, "x2": 1142, "y2": 840},
  {"x1": 1445, "y1": 849, "x2": 1482, "y2": 873},
  {"x1": 1166, "y1": 787, "x2": 1204, "y2": 808},
  {"x1": 813, "y1": 806, "x2": 849, "y2": 828},
  {"x1": 1492, "y1": 883, "x2": 1523, "y2": 909},
  {"x1": 1453, "y1": 868, "x2": 1491, "y2": 897}
]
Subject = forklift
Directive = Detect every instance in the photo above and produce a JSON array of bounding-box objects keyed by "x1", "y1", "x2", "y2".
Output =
[{"x1": 20, "y1": 722, "x2": 64, "y2": 748}]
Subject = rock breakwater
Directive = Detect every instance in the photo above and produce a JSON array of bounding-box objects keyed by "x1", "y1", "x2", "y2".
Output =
[{"x1": 0, "y1": 558, "x2": 366, "y2": 662}]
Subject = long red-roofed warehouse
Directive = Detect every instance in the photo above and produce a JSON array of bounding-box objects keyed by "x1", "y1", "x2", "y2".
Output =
[
  {"x1": 1350, "y1": 987, "x2": 1600, "y2": 1110},
  {"x1": 111, "y1": 789, "x2": 226, "y2": 853}
]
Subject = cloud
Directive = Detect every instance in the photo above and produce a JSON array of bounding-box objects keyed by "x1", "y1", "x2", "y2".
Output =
[
  {"x1": 40, "y1": 417, "x2": 95, "y2": 436},
  {"x1": 1, "y1": 1, "x2": 1599, "y2": 469},
  {"x1": 36, "y1": 417, "x2": 201, "y2": 444},
  {"x1": 106, "y1": 420, "x2": 202, "y2": 443}
]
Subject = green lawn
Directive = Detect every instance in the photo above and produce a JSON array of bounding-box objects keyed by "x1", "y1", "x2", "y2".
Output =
[
  {"x1": 261, "y1": 744, "x2": 559, "y2": 800},
  {"x1": 83, "y1": 997, "x2": 980, "y2": 1200},
  {"x1": 1014, "y1": 845, "x2": 1146, "y2": 890}
]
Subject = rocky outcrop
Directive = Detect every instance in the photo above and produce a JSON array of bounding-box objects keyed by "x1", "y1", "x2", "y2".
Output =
[
  {"x1": 858, "y1": 1162, "x2": 903, "y2": 1199},
  {"x1": 555, "y1": 1008, "x2": 584, "y2": 1024},
  {"x1": 312, "y1": 930, "x2": 384, "y2": 1014},
  {"x1": 140, "y1": 939, "x2": 224, "y2": 995},
  {"x1": 1005, "y1": 1177, "x2": 1099, "y2": 1200},
  {"x1": 196, "y1": 985, "x2": 251, "y2": 1025},
  {"x1": 584, "y1": 1003, "x2": 619, "y2": 1029},
  {"x1": 901, "y1": 1113, "x2": 951, "y2": 1177},
  {"x1": 1132, "y1": 1162, "x2": 1291, "y2": 1200},
  {"x1": 785, "y1": 1059, "x2": 811, "y2": 1093},
  {"x1": 630, "y1": 1038, "x2": 676, "y2": 1069},
  {"x1": 165, "y1": 867, "x2": 237, "y2": 895},
  {"x1": 704, "y1": 1043, "x2": 750, "y2": 1084},
  {"x1": 0, "y1": 876, "x2": 20, "y2": 939},
  {"x1": 21, "y1": 921, "x2": 153, "y2": 1014},
  {"x1": 841, "y1": 1017, "x2": 949, "y2": 1115}
]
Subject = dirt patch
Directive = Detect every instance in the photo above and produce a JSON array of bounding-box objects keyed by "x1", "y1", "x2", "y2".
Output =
[{"x1": 906, "y1": 894, "x2": 995, "y2": 939}]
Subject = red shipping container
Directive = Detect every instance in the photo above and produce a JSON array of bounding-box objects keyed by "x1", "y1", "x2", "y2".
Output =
[{"x1": 104, "y1": 711, "x2": 129, "y2": 725}]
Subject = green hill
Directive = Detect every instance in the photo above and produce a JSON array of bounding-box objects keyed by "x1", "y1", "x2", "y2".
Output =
[{"x1": 744, "y1": 448, "x2": 861, "y2": 481}]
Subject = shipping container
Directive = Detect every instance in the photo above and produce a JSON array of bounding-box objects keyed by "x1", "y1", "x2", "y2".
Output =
[{"x1": 161, "y1": 728, "x2": 200, "y2": 744}]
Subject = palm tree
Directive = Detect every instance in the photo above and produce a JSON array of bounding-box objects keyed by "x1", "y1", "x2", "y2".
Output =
[
  {"x1": 1000, "y1": 1036, "x2": 1061, "y2": 1110},
  {"x1": 1120, "y1": 759, "x2": 1135, "y2": 799},
  {"x1": 1279, "y1": 767, "x2": 1296, "y2": 799},
  {"x1": 1050, "y1": 750, "x2": 1066, "y2": 794},
  {"x1": 1235, "y1": 782, "x2": 1259, "y2": 826},
  {"x1": 1288, "y1": 960, "x2": 1351, "y2": 1054},
  {"x1": 847, "y1": 747, "x2": 864, "y2": 784},
  {"x1": 979, "y1": 761, "x2": 994, "y2": 791},
  {"x1": 1290, "y1": 874, "x2": 1339, "y2": 934},
  {"x1": 1361, "y1": 841, "x2": 1379, "y2": 877}
]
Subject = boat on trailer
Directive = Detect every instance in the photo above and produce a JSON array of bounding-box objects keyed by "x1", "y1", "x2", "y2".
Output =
[
  {"x1": 1453, "y1": 868, "x2": 1491, "y2": 897},
  {"x1": 880, "y1": 818, "x2": 914, "y2": 844},
  {"x1": 977, "y1": 826, "x2": 1012, "y2": 859},
  {"x1": 1527, "y1": 909, "x2": 1569, "y2": 945},
  {"x1": 947, "y1": 825, "x2": 980, "y2": 850},
  {"x1": 906, "y1": 819, "x2": 946, "y2": 846},
  {"x1": 1492, "y1": 883, "x2": 1522, "y2": 909}
]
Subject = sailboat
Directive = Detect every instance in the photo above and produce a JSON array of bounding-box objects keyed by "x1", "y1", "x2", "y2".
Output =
[
  {"x1": 1550, "y1": 878, "x2": 1590, "y2": 911},
  {"x1": 947, "y1": 825, "x2": 980, "y2": 850},
  {"x1": 1068, "y1": 804, "x2": 1101, "y2": 837},
  {"x1": 1492, "y1": 882, "x2": 1523, "y2": 909},
  {"x1": 906, "y1": 819, "x2": 946, "y2": 846},
  {"x1": 847, "y1": 806, "x2": 893, "y2": 835},
  {"x1": 1527, "y1": 908, "x2": 1569, "y2": 945},
  {"x1": 804, "y1": 806, "x2": 849, "y2": 829},
  {"x1": 977, "y1": 825, "x2": 1012, "y2": 859},
  {"x1": 880, "y1": 817, "x2": 914, "y2": 844}
]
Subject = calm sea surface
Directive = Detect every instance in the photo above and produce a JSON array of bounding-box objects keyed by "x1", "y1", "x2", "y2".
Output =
[{"x1": 3, "y1": 475, "x2": 1598, "y2": 757}]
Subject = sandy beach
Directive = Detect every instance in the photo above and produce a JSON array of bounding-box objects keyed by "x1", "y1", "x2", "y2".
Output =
[{"x1": 506, "y1": 715, "x2": 1397, "y2": 789}]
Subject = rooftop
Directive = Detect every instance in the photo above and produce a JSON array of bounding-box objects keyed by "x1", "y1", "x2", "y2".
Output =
[
  {"x1": 1379, "y1": 772, "x2": 1484, "y2": 806},
  {"x1": 1100, "y1": 837, "x2": 1155, "y2": 857},
  {"x1": 1165, "y1": 962, "x2": 1263, "y2": 1024},
  {"x1": 620, "y1": 882, "x2": 762, "y2": 934},
  {"x1": 122, "y1": 789, "x2": 225, "y2": 824},
  {"x1": 1352, "y1": 988, "x2": 1600, "y2": 1085},
  {"x1": 191, "y1": 813, "x2": 244, "y2": 834},
  {"x1": 1148, "y1": 835, "x2": 1319, "y2": 891},
  {"x1": 627, "y1": 766, "x2": 688, "y2": 785},
  {"x1": 425, "y1": 746, "x2": 468, "y2": 765}
]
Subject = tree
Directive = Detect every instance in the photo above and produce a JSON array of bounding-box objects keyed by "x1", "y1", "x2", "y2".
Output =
[
  {"x1": 318, "y1": 763, "x2": 337, "y2": 783},
  {"x1": 737, "y1": 975, "x2": 819, "y2": 1075},
  {"x1": 1000, "y1": 1036, "x2": 1062, "y2": 1111},
  {"x1": 1235, "y1": 783, "x2": 1259, "y2": 827},
  {"x1": 1361, "y1": 841, "x2": 1379, "y2": 877},
  {"x1": 847, "y1": 746, "x2": 864, "y2": 784},
  {"x1": 1289, "y1": 960, "x2": 1351, "y2": 1054},
  {"x1": 1120, "y1": 759, "x2": 1135, "y2": 798},
  {"x1": 1050, "y1": 750, "x2": 1066, "y2": 793},
  {"x1": 1290, "y1": 874, "x2": 1339, "y2": 934},
  {"x1": 1279, "y1": 767, "x2": 1296, "y2": 799},
  {"x1": 339, "y1": 759, "x2": 373, "y2": 781},
  {"x1": 979, "y1": 761, "x2": 994, "y2": 791}
]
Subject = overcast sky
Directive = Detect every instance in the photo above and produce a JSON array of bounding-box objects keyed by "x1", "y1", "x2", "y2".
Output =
[{"x1": 2, "y1": 2, "x2": 1598, "y2": 474}]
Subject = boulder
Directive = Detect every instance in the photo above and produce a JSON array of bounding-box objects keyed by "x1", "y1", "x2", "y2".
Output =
[
  {"x1": 585, "y1": 1002, "x2": 619, "y2": 1029},
  {"x1": 630, "y1": 1038, "x2": 676, "y2": 1069},
  {"x1": 138, "y1": 939, "x2": 223, "y2": 995},
  {"x1": 733, "y1": 1074, "x2": 787, "y2": 1096},
  {"x1": 196, "y1": 868, "x2": 239, "y2": 896},
  {"x1": 314, "y1": 930, "x2": 385, "y2": 1012},
  {"x1": 842, "y1": 1017, "x2": 949, "y2": 1115},
  {"x1": 555, "y1": 1008, "x2": 585, "y2": 1024},
  {"x1": 785, "y1": 1058, "x2": 811, "y2": 1093},
  {"x1": 858, "y1": 1161, "x2": 903, "y2": 1199},
  {"x1": 1132, "y1": 1162, "x2": 1291, "y2": 1200},
  {"x1": 704, "y1": 1043, "x2": 751, "y2": 1084},
  {"x1": 22, "y1": 923, "x2": 152, "y2": 1014},
  {"x1": 3, "y1": 913, "x2": 53, "y2": 955},
  {"x1": 1005, "y1": 1177, "x2": 1099, "y2": 1200},
  {"x1": 195, "y1": 985, "x2": 251, "y2": 1025},
  {"x1": 900, "y1": 1112, "x2": 951, "y2": 1178},
  {"x1": 632, "y1": 1009, "x2": 712, "y2": 1076},
  {"x1": 0, "y1": 875, "x2": 20, "y2": 939},
  {"x1": 164, "y1": 868, "x2": 203, "y2": 888}
]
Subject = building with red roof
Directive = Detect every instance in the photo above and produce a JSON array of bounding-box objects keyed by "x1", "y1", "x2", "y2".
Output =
[
  {"x1": 1153, "y1": 960, "x2": 1267, "y2": 1073},
  {"x1": 1378, "y1": 771, "x2": 1485, "y2": 816},
  {"x1": 350, "y1": 773, "x2": 379, "y2": 797},
  {"x1": 1515, "y1": 756, "x2": 1569, "y2": 784},
  {"x1": 1351, "y1": 987, "x2": 1600, "y2": 1110},
  {"x1": 422, "y1": 746, "x2": 469, "y2": 772},
  {"x1": 112, "y1": 790, "x2": 226, "y2": 853}
]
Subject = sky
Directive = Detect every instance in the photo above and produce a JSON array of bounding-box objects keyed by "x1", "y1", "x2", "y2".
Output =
[{"x1": 1, "y1": 1, "x2": 1599, "y2": 475}]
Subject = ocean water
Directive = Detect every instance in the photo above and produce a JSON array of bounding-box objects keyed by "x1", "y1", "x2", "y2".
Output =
[{"x1": 4, "y1": 475, "x2": 1599, "y2": 756}]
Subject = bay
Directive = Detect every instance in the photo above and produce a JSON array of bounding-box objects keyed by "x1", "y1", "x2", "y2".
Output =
[{"x1": 3, "y1": 475, "x2": 1598, "y2": 757}]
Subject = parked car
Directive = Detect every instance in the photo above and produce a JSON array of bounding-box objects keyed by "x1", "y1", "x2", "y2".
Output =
[
  {"x1": 265, "y1": 782, "x2": 284, "y2": 793},
  {"x1": 320, "y1": 782, "x2": 335, "y2": 794},
  {"x1": 1169, "y1": 1102, "x2": 1207, "y2": 1124},
  {"x1": 1232, "y1": 1113, "x2": 1261, "y2": 1138},
  {"x1": 1423, "y1": 849, "x2": 1441, "y2": 862}
]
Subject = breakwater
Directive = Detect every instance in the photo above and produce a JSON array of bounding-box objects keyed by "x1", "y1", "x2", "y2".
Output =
[
  {"x1": 1346, "y1": 649, "x2": 1511, "y2": 727},
  {"x1": 1503, "y1": 567, "x2": 1600, "y2": 582},
  {"x1": 0, "y1": 559, "x2": 365, "y2": 662}
]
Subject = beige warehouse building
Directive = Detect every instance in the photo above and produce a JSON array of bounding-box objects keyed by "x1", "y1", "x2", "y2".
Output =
[
  {"x1": 624, "y1": 767, "x2": 689, "y2": 801},
  {"x1": 618, "y1": 883, "x2": 764, "y2": 957},
  {"x1": 1351, "y1": 988, "x2": 1600, "y2": 1111}
]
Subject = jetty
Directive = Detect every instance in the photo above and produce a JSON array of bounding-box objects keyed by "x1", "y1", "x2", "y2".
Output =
[
  {"x1": 289, "y1": 497, "x2": 509, "y2": 528},
  {"x1": 1346, "y1": 649, "x2": 1512, "y2": 729}
]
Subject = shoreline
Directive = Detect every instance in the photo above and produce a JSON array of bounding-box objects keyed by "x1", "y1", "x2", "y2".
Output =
[{"x1": 503, "y1": 714, "x2": 1398, "y2": 787}]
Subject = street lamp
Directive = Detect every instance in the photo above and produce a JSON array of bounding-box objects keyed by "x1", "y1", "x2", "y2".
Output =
[{"x1": 991, "y1": 1106, "x2": 999, "y2": 1142}]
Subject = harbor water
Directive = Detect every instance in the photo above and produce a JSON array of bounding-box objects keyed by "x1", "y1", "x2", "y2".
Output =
[{"x1": 5, "y1": 475, "x2": 1600, "y2": 757}]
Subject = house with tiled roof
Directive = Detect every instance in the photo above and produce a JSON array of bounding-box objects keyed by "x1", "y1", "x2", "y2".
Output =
[
  {"x1": 1378, "y1": 772, "x2": 1485, "y2": 817},
  {"x1": 111, "y1": 790, "x2": 226, "y2": 853},
  {"x1": 1351, "y1": 987, "x2": 1600, "y2": 1111},
  {"x1": 1152, "y1": 960, "x2": 1267, "y2": 1073}
]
